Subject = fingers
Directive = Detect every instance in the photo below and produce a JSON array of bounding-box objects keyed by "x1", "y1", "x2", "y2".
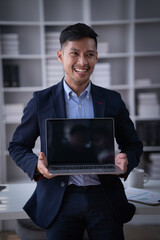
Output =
[
  {"x1": 115, "y1": 153, "x2": 128, "y2": 173},
  {"x1": 37, "y1": 152, "x2": 56, "y2": 179}
]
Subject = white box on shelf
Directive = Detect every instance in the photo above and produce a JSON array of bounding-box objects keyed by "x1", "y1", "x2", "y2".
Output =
[
  {"x1": 149, "y1": 153, "x2": 160, "y2": 164},
  {"x1": 4, "y1": 104, "x2": 24, "y2": 123},
  {"x1": 98, "y1": 42, "x2": 109, "y2": 56},
  {"x1": 138, "y1": 104, "x2": 159, "y2": 116},
  {"x1": 138, "y1": 92, "x2": 158, "y2": 102},
  {"x1": 1, "y1": 33, "x2": 20, "y2": 55},
  {"x1": 137, "y1": 92, "x2": 160, "y2": 116},
  {"x1": 4, "y1": 104, "x2": 24, "y2": 113},
  {"x1": 45, "y1": 32, "x2": 60, "y2": 55},
  {"x1": 92, "y1": 62, "x2": 111, "y2": 87},
  {"x1": 135, "y1": 78, "x2": 152, "y2": 86}
]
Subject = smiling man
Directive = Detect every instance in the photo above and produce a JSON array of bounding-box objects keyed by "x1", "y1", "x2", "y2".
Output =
[
  {"x1": 57, "y1": 36, "x2": 98, "y2": 96},
  {"x1": 9, "y1": 23, "x2": 143, "y2": 240}
]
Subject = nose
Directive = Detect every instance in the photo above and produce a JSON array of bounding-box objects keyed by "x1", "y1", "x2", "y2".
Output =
[{"x1": 77, "y1": 55, "x2": 87, "y2": 66}]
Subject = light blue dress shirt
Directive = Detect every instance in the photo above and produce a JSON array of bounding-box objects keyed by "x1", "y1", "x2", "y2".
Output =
[{"x1": 63, "y1": 79, "x2": 100, "y2": 186}]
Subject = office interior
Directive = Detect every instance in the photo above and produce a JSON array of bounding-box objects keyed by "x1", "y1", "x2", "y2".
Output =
[{"x1": 0, "y1": 0, "x2": 160, "y2": 239}]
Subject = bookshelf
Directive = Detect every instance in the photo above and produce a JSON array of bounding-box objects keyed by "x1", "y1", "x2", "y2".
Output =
[{"x1": 0, "y1": 0, "x2": 160, "y2": 183}]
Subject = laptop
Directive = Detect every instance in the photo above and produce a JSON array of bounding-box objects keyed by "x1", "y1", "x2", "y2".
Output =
[{"x1": 46, "y1": 118, "x2": 124, "y2": 175}]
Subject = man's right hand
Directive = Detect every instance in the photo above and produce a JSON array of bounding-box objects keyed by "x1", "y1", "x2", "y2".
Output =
[{"x1": 36, "y1": 152, "x2": 56, "y2": 179}]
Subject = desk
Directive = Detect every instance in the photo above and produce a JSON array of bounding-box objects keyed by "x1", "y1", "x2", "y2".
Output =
[
  {"x1": 0, "y1": 180, "x2": 160, "y2": 220},
  {"x1": 0, "y1": 183, "x2": 36, "y2": 220},
  {"x1": 123, "y1": 180, "x2": 160, "y2": 215}
]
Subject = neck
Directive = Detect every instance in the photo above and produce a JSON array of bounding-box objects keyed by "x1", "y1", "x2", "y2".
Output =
[
  {"x1": 65, "y1": 79, "x2": 90, "y2": 97},
  {"x1": 72, "y1": 85, "x2": 88, "y2": 97}
]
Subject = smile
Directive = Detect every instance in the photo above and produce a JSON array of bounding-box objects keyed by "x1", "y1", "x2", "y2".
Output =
[{"x1": 74, "y1": 68, "x2": 88, "y2": 73}]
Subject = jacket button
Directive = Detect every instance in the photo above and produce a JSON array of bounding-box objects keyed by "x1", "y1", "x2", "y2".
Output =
[{"x1": 61, "y1": 182, "x2": 65, "y2": 187}]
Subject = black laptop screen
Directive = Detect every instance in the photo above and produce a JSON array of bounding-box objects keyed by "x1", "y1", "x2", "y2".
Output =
[{"x1": 46, "y1": 118, "x2": 115, "y2": 165}]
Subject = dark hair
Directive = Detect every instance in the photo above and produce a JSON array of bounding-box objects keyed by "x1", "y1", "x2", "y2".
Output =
[{"x1": 60, "y1": 23, "x2": 98, "y2": 49}]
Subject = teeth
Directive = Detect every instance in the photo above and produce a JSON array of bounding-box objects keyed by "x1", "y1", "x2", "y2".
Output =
[{"x1": 74, "y1": 68, "x2": 87, "y2": 73}]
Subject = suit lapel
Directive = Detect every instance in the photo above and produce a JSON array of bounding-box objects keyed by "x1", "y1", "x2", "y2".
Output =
[
  {"x1": 91, "y1": 84, "x2": 107, "y2": 118},
  {"x1": 51, "y1": 80, "x2": 67, "y2": 118}
]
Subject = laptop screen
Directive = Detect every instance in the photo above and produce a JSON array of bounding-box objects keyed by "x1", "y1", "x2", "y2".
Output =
[{"x1": 46, "y1": 118, "x2": 115, "y2": 166}]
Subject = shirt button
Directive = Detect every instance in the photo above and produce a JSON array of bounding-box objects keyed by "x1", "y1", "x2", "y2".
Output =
[
  {"x1": 79, "y1": 104, "x2": 82, "y2": 108},
  {"x1": 71, "y1": 93, "x2": 75, "y2": 96},
  {"x1": 84, "y1": 176, "x2": 88, "y2": 181},
  {"x1": 61, "y1": 182, "x2": 65, "y2": 187}
]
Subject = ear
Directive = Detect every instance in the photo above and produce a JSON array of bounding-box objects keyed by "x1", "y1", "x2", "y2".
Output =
[
  {"x1": 96, "y1": 51, "x2": 98, "y2": 63},
  {"x1": 57, "y1": 49, "x2": 63, "y2": 63}
]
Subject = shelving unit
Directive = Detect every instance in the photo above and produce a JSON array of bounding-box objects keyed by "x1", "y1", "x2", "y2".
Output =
[{"x1": 0, "y1": 0, "x2": 160, "y2": 183}]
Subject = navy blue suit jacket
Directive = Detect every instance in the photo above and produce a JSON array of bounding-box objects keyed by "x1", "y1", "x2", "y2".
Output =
[{"x1": 9, "y1": 80, "x2": 143, "y2": 228}]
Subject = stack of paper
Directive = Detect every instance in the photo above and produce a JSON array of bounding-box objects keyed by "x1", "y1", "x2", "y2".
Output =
[
  {"x1": 45, "y1": 32, "x2": 60, "y2": 56},
  {"x1": 137, "y1": 92, "x2": 160, "y2": 116},
  {"x1": 4, "y1": 104, "x2": 24, "y2": 123},
  {"x1": 46, "y1": 58, "x2": 64, "y2": 86},
  {"x1": 1, "y1": 33, "x2": 19, "y2": 55},
  {"x1": 125, "y1": 187, "x2": 160, "y2": 205},
  {"x1": 91, "y1": 62, "x2": 111, "y2": 88}
]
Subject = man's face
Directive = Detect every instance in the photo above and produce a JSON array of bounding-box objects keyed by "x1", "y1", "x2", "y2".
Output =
[{"x1": 57, "y1": 37, "x2": 98, "y2": 94}]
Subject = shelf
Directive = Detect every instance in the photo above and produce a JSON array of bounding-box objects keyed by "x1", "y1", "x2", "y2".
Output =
[
  {"x1": 98, "y1": 53, "x2": 130, "y2": 59},
  {"x1": 3, "y1": 86, "x2": 43, "y2": 93},
  {"x1": 135, "y1": 0, "x2": 160, "y2": 19},
  {"x1": 44, "y1": 0, "x2": 83, "y2": 22},
  {"x1": 2, "y1": 59, "x2": 43, "y2": 87},
  {"x1": 135, "y1": 116, "x2": 160, "y2": 121},
  {"x1": 44, "y1": 21, "x2": 79, "y2": 26},
  {"x1": 1, "y1": 55, "x2": 43, "y2": 60},
  {"x1": 5, "y1": 119, "x2": 21, "y2": 124},
  {"x1": 134, "y1": 84, "x2": 160, "y2": 90},
  {"x1": 143, "y1": 146, "x2": 160, "y2": 152},
  {"x1": 134, "y1": 18, "x2": 160, "y2": 24},
  {"x1": 4, "y1": 91, "x2": 35, "y2": 106},
  {"x1": 135, "y1": 22, "x2": 160, "y2": 53},
  {"x1": 0, "y1": 0, "x2": 40, "y2": 22},
  {"x1": 0, "y1": 25, "x2": 41, "y2": 55},
  {"x1": 134, "y1": 52, "x2": 160, "y2": 57},
  {"x1": 135, "y1": 56, "x2": 160, "y2": 85},
  {"x1": 91, "y1": 20, "x2": 131, "y2": 25},
  {"x1": 6, "y1": 156, "x2": 30, "y2": 183},
  {"x1": 110, "y1": 84, "x2": 130, "y2": 90},
  {"x1": 91, "y1": 0, "x2": 130, "y2": 21},
  {"x1": 92, "y1": 24, "x2": 130, "y2": 53},
  {"x1": 0, "y1": 21, "x2": 41, "y2": 26}
]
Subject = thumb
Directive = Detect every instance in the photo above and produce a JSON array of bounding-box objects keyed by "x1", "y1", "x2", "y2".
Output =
[
  {"x1": 38, "y1": 152, "x2": 48, "y2": 168},
  {"x1": 39, "y1": 152, "x2": 45, "y2": 160}
]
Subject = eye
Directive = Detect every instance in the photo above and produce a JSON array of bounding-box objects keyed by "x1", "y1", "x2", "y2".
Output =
[
  {"x1": 70, "y1": 51, "x2": 78, "y2": 56},
  {"x1": 86, "y1": 53, "x2": 95, "y2": 57}
]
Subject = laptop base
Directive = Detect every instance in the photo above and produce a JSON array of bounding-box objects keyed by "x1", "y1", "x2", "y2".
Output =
[{"x1": 48, "y1": 164, "x2": 124, "y2": 175}]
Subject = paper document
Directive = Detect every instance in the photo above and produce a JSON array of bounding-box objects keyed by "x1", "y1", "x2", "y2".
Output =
[{"x1": 125, "y1": 188, "x2": 160, "y2": 206}]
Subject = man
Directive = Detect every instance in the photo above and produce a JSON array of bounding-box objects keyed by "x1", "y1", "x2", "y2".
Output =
[{"x1": 9, "y1": 23, "x2": 143, "y2": 240}]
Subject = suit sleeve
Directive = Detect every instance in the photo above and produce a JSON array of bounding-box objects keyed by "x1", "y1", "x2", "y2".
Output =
[
  {"x1": 114, "y1": 94, "x2": 143, "y2": 177},
  {"x1": 8, "y1": 92, "x2": 40, "y2": 180}
]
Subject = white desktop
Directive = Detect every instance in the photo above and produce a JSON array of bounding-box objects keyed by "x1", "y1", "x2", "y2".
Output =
[{"x1": 0, "y1": 180, "x2": 160, "y2": 220}]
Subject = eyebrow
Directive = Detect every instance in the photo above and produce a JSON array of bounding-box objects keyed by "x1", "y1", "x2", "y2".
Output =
[{"x1": 69, "y1": 48, "x2": 97, "y2": 53}]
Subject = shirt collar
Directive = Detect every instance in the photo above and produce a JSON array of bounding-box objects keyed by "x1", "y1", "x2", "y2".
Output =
[{"x1": 63, "y1": 79, "x2": 91, "y2": 100}]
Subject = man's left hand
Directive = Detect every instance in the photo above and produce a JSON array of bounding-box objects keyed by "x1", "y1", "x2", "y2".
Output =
[{"x1": 115, "y1": 153, "x2": 128, "y2": 173}]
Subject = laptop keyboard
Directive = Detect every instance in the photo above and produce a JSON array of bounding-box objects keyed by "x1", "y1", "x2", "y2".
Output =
[{"x1": 51, "y1": 165, "x2": 116, "y2": 171}]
